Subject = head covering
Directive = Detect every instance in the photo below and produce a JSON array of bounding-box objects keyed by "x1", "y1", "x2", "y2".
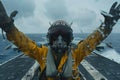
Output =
[{"x1": 47, "y1": 20, "x2": 73, "y2": 45}]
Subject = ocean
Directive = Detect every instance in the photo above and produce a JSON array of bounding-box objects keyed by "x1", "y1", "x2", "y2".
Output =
[{"x1": 0, "y1": 33, "x2": 120, "y2": 64}]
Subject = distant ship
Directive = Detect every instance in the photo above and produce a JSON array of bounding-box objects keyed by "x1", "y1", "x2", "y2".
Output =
[{"x1": 0, "y1": 40, "x2": 120, "y2": 80}]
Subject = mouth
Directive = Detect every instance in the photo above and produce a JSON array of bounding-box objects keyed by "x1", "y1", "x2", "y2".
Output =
[{"x1": 51, "y1": 45, "x2": 68, "y2": 54}]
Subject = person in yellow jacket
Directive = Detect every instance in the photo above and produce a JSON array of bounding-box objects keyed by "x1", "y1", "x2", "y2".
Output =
[{"x1": 0, "y1": 1, "x2": 120, "y2": 80}]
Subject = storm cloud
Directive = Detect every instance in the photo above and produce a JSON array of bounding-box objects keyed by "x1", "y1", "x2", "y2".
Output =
[
  {"x1": 43, "y1": 0, "x2": 68, "y2": 20},
  {"x1": 1, "y1": 0, "x2": 120, "y2": 33},
  {"x1": 2, "y1": 0, "x2": 35, "y2": 18}
]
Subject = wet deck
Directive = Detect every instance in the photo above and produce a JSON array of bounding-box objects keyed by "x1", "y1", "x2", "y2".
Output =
[
  {"x1": 0, "y1": 54, "x2": 35, "y2": 80},
  {"x1": 0, "y1": 53, "x2": 120, "y2": 80},
  {"x1": 79, "y1": 53, "x2": 120, "y2": 80}
]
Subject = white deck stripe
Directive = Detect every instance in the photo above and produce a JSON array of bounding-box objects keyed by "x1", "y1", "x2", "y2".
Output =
[
  {"x1": 81, "y1": 59, "x2": 108, "y2": 80},
  {"x1": 21, "y1": 61, "x2": 39, "y2": 80},
  {"x1": 0, "y1": 53, "x2": 22, "y2": 66}
]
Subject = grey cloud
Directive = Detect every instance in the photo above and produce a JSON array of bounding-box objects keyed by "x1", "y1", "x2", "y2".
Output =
[
  {"x1": 43, "y1": 0, "x2": 68, "y2": 20},
  {"x1": 2, "y1": 0, "x2": 35, "y2": 18},
  {"x1": 80, "y1": 10, "x2": 97, "y2": 27},
  {"x1": 73, "y1": 9, "x2": 97, "y2": 27}
]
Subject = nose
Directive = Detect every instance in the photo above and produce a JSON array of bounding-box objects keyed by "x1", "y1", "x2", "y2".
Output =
[
  {"x1": 57, "y1": 36, "x2": 63, "y2": 46},
  {"x1": 58, "y1": 39, "x2": 62, "y2": 45}
]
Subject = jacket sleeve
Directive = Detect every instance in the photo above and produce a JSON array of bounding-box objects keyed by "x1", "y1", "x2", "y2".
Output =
[
  {"x1": 72, "y1": 23, "x2": 112, "y2": 66},
  {"x1": 6, "y1": 26, "x2": 48, "y2": 60}
]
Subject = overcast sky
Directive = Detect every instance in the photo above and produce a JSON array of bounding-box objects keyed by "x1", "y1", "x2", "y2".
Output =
[{"x1": 2, "y1": 0, "x2": 120, "y2": 33}]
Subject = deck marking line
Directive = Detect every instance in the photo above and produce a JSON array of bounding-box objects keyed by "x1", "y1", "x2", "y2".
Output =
[
  {"x1": 0, "y1": 53, "x2": 22, "y2": 66},
  {"x1": 81, "y1": 59, "x2": 108, "y2": 80},
  {"x1": 21, "y1": 61, "x2": 39, "y2": 80}
]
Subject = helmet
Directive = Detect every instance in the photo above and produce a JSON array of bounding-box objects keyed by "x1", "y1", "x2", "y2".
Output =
[{"x1": 47, "y1": 20, "x2": 73, "y2": 45}]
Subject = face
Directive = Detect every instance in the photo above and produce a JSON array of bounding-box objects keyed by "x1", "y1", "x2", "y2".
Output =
[{"x1": 51, "y1": 35, "x2": 68, "y2": 54}]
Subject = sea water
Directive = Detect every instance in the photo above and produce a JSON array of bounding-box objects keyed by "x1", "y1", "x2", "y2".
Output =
[{"x1": 0, "y1": 33, "x2": 120, "y2": 64}]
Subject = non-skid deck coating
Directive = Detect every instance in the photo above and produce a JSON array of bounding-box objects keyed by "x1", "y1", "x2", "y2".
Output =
[
  {"x1": 79, "y1": 53, "x2": 120, "y2": 80},
  {"x1": 0, "y1": 53, "x2": 120, "y2": 80},
  {"x1": 0, "y1": 54, "x2": 35, "y2": 80}
]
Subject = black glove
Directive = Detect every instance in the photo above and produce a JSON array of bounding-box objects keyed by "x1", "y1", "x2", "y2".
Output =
[
  {"x1": 101, "y1": 2, "x2": 120, "y2": 27},
  {"x1": 0, "y1": 1, "x2": 18, "y2": 32}
]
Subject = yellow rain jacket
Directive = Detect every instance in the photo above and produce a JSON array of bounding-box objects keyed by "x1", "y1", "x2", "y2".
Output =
[{"x1": 6, "y1": 24, "x2": 112, "y2": 80}]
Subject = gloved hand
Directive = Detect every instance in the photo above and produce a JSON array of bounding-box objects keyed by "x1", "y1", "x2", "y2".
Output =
[
  {"x1": 101, "y1": 2, "x2": 120, "y2": 27},
  {"x1": 0, "y1": 1, "x2": 18, "y2": 32},
  {"x1": 0, "y1": 1, "x2": 11, "y2": 27}
]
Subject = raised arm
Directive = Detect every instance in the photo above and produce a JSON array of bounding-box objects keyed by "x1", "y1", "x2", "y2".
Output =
[
  {"x1": 0, "y1": 1, "x2": 47, "y2": 59},
  {"x1": 76, "y1": 2, "x2": 120, "y2": 58}
]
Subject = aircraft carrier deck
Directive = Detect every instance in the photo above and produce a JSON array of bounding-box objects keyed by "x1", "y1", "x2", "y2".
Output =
[{"x1": 0, "y1": 52, "x2": 120, "y2": 80}]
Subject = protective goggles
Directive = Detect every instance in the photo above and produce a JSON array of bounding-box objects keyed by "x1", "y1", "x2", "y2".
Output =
[{"x1": 48, "y1": 26, "x2": 73, "y2": 43}]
